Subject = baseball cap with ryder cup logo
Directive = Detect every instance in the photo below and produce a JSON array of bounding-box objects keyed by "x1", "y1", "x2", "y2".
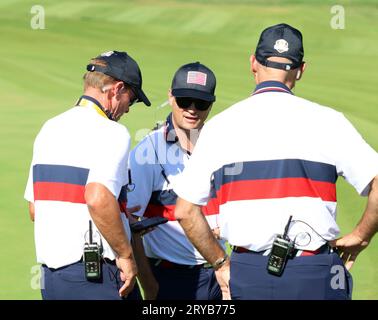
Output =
[
  {"x1": 86, "y1": 50, "x2": 151, "y2": 106},
  {"x1": 171, "y1": 62, "x2": 216, "y2": 102},
  {"x1": 255, "y1": 23, "x2": 304, "y2": 71}
]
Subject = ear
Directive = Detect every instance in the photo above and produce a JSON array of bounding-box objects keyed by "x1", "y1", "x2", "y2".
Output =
[
  {"x1": 168, "y1": 89, "x2": 175, "y2": 106},
  {"x1": 296, "y1": 62, "x2": 306, "y2": 81},
  {"x1": 113, "y1": 81, "x2": 124, "y2": 96},
  {"x1": 250, "y1": 54, "x2": 258, "y2": 73}
]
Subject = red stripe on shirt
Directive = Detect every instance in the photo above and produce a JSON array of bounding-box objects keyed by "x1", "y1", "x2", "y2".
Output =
[
  {"x1": 145, "y1": 203, "x2": 218, "y2": 221},
  {"x1": 145, "y1": 204, "x2": 176, "y2": 221},
  {"x1": 202, "y1": 197, "x2": 219, "y2": 216},
  {"x1": 217, "y1": 177, "x2": 336, "y2": 204},
  {"x1": 33, "y1": 181, "x2": 86, "y2": 204}
]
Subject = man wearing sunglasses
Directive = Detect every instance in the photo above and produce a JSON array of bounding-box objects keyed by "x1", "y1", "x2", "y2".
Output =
[
  {"x1": 24, "y1": 50, "x2": 151, "y2": 299},
  {"x1": 127, "y1": 62, "x2": 225, "y2": 300}
]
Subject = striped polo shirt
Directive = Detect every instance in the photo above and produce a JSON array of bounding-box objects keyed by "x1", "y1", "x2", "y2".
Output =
[
  {"x1": 127, "y1": 113, "x2": 224, "y2": 265},
  {"x1": 25, "y1": 97, "x2": 131, "y2": 269},
  {"x1": 175, "y1": 81, "x2": 378, "y2": 251}
]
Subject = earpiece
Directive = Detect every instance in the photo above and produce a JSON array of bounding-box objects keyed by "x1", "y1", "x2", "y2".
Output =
[{"x1": 296, "y1": 70, "x2": 301, "y2": 80}]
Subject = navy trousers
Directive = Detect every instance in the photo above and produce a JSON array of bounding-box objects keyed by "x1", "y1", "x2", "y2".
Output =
[
  {"x1": 230, "y1": 250, "x2": 353, "y2": 300},
  {"x1": 41, "y1": 261, "x2": 142, "y2": 300},
  {"x1": 149, "y1": 259, "x2": 222, "y2": 300}
]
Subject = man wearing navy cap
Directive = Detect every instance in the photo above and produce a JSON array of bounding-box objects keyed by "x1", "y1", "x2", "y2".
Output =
[
  {"x1": 174, "y1": 24, "x2": 378, "y2": 299},
  {"x1": 127, "y1": 62, "x2": 225, "y2": 300},
  {"x1": 25, "y1": 50, "x2": 150, "y2": 299}
]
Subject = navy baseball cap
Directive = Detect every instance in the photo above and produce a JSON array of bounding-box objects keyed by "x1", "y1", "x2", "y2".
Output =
[
  {"x1": 255, "y1": 23, "x2": 304, "y2": 71},
  {"x1": 86, "y1": 50, "x2": 151, "y2": 106},
  {"x1": 171, "y1": 62, "x2": 216, "y2": 102}
]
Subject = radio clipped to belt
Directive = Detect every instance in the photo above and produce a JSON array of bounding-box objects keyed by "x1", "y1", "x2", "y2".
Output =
[
  {"x1": 84, "y1": 221, "x2": 103, "y2": 280},
  {"x1": 267, "y1": 215, "x2": 295, "y2": 276}
]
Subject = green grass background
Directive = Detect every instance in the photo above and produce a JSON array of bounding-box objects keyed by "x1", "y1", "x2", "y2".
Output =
[{"x1": 0, "y1": 0, "x2": 377, "y2": 299}]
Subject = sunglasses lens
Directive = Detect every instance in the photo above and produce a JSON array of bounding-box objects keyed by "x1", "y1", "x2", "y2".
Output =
[
  {"x1": 176, "y1": 97, "x2": 211, "y2": 111},
  {"x1": 176, "y1": 97, "x2": 192, "y2": 109},
  {"x1": 195, "y1": 100, "x2": 212, "y2": 111},
  {"x1": 129, "y1": 87, "x2": 138, "y2": 106}
]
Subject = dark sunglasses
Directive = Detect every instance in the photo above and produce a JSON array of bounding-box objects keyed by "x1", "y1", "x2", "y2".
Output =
[
  {"x1": 175, "y1": 97, "x2": 212, "y2": 111},
  {"x1": 124, "y1": 83, "x2": 138, "y2": 106}
]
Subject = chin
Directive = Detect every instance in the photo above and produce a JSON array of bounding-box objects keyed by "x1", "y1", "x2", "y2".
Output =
[
  {"x1": 183, "y1": 123, "x2": 200, "y2": 131},
  {"x1": 183, "y1": 119, "x2": 202, "y2": 129}
]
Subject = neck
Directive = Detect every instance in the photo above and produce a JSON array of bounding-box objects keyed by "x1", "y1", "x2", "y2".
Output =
[
  {"x1": 256, "y1": 75, "x2": 295, "y2": 90},
  {"x1": 83, "y1": 88, "x2": 111, "y2": 113},
  {"x1": 172, "y1": 118, "x2": 201, "y2": 154}
]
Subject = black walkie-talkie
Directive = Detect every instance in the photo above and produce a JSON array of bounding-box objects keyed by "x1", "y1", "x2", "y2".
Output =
[
  {"x1": 83, "y1": 221, "x2": 102, "y2": 280},
  {"x1": 267, "y1": 215, "x2": 295, "y2": 276}
]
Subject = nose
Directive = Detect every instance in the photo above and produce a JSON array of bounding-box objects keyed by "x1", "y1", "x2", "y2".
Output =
[{"x1": 186, "y1": 103, "x2": 197, "y2": 113}]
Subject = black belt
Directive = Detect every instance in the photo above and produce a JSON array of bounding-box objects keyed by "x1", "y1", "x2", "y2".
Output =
[
  {"x1": 78, "y1": 257, "x2": 116, "y2": 265},
  {"x1": 233, "y1": 244, "x2": 331, "y2": 256},
  {"x1": 148, "y1": 258, "x2": 212, "y2": 270}
]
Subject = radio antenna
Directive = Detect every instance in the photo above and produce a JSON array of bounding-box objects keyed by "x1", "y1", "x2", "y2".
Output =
[
  {"x1": 89, "y1": 220, "x2": 93, "y2": 244},
  {"x1": 283, "y1": 215, "x2": 292, "y2": 239}
]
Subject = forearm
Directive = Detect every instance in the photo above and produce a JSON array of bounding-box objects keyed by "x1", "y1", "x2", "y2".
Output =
[
  {"x1": 354, "y1": 176, "x2": 378, "y2": 242},
  {"x1": 175, "y1": 197, "x2": 225, "y2": 265},
  {"x1": 86, "y1": 183, "x2": 133, "y2": 258}
]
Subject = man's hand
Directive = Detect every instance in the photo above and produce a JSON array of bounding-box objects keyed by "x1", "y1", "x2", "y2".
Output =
[
  {"x1": 28, "y1": 202, "x2": 35, "y2": 222},
  {"x1": 330, "y1": 232, "x2": 369, "y2": 270},
  {"x1": 212, "y1": 227, "x2": 221, "y2": 240},
  {"x1": 214, "y1": 259, "x2": 231, "y2": 300},
  {"x1": 330, "y1": 176, "x2": 378, "y2": 270},
  {"x1": 116, "y1": 256, "x2": 138, "y2": 297},
  {"x1": 126, "y1": 205, "x2": 141, "y2": 217}
]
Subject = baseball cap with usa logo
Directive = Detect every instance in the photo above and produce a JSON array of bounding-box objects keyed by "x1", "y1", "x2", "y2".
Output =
[
  {"x1": 255, "y1": 23, "x2": 304, "y2": 71},
  {"x1": 86, "y1": 50, "x2": 151, "y2": 106},
  {"x1": 171, "y1": 62, "x2": 216, "y2": 102}
]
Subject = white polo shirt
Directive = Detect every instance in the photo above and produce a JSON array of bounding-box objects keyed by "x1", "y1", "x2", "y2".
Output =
[
  {"x1": 24, "y1": 96, "x2": 131, "y2": 269},
  {"x1": 127, "y1": 113, "x2": 224, "y2": 265},
  {"x1": 175, "y1": 81, "x2": 378, "y2": 252}
]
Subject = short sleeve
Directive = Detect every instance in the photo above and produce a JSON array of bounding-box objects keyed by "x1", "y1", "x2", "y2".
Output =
[
  {"x1": 24, "y1": 130, "x2": 42, "y2": 203},
  {"x1": 174, "y1": 124, "x2": 215, "y2": 205},
  {"x1": 334, "y1": 113, "x2": 378, "y2": 196},
  {"x1": 86, "y1": 127, "x2": 131, "y2": 198},
  {"x1": 24, "y1": 162, "x2": 34, "y2": 202},
  {"x1": 126, "y1": 138, "x2": 156, "y2": 217}
]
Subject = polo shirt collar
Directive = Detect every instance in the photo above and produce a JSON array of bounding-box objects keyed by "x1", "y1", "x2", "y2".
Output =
[
  {"x1": 163, "y1": 113, "x2": 192, "y2": 156},
  {"x1": 164, "y1": 113, "x2": 179, "y2": 144},
  {"x1": 253, "y1": 80, "x2": 293, "y2": 96},
  {"x1": 76, "y1": 95, "x2": 113, "y2": 120}
]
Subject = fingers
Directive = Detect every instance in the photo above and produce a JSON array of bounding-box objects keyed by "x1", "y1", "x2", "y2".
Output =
[
  {"x1": 119, "y1": 270, "x2": 126, "y2": 282},
  {"x1": 127, "y1": 205, "x2": 141, "y2": 214},
  {"x1": 339, "y1": 251, "x2": 358, "y2": 270},
  {"x1": 345, "y1": 253, "x2": 358, "y2": 270},
  {"x1": 212, "y1": 228, "x2": 220, "y2": 240},
  {"x1": 118, "y1": 277, "x2": 136, "y2": 297},
  {"x1": 329, "y1": 239, "x2": 338, "y2": 248},
  {"x1": 221, "y1": 285, "x2": 231, "y2": 300},
  {"x1": 345, "y1": 260, "x2": 355, "y2": 271}
]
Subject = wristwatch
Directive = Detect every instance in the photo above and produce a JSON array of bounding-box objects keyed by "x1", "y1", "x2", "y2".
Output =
[{"x1": 212, "y1": 254, "x2": 229, "y2": 270}]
